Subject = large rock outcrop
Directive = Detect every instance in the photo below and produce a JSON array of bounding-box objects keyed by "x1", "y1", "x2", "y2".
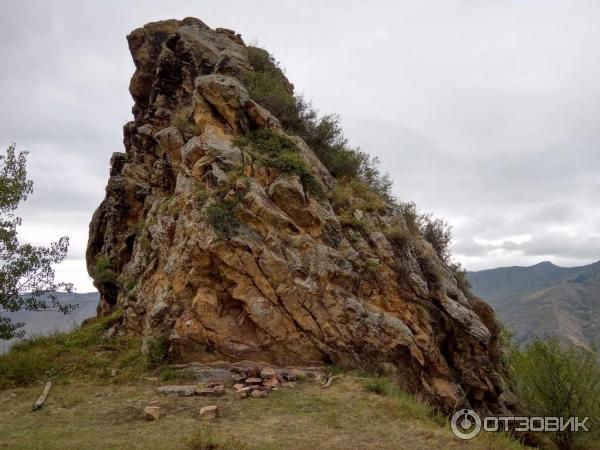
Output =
[{"x1": 87, "y1": 17, "x2": 510, "y2": 415}]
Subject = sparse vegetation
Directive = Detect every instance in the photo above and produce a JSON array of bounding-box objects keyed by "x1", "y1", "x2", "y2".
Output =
[
  {"x1": 234, "y1": 128, "x2": 325, "y2": 199},
  {"x1": 171, "y1": 106, "x2": 200, "y2": 136},
  {"x1": 206, "y1": 200, "x2": 240, "y2": 240},
  {"x1": 195, "y1": 188, "x2": 210, "y2": 209},
  {"x1": 89, "y1": 256, "x2": 119, "y2": 284},
  {"x1": 244, "y1": 47, "x2": 462, "y2": 266},
  {"x1": 0, "y1": 309, "x2": 148, "y2": 388},
  {"x1": 0, "y1": 364, "x2": 527, "y2": 450},
  {"x1": 449, "y1": 261, "x2": 472, "y2": 295},
  {"x1": 184, "y1": 426, "x2": 250, "y2": 450},
  {"x1": 383, "y1": 226, "x2": 410, "y2": 249},
  {"x1": 363, "y1": 376, "x2": 394, "y2": 396},
  {"x1": 144, "y1": 333, "x2": 170, "y2": 369}
]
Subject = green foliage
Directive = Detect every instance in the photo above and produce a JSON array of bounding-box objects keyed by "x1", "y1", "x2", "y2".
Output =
[
  {"x1": 0, "y1": 144, "x2": 72, "y2": 340},
  {"x1": 449, "y1": 261, "x2": 472, "y2": 296},
  {"x1": 363, "y1": 377, "x2": 394, "y2": 396},
  {"x1": 89, "y1": 256, "x2": 118, "y2": 285},
  {"x1": 206, "y1": 200, "x2": 240, "y2": 240},
  {"x1": 244, "y1": 48, "x2": 457, "y2": 264},
  {"x1": 383, "y1": 226, "x2": 410, "y2": 249},
  {"x1": 244, "y1": 48, "x2": 392, "y2": 201},
  {"x1": 195, "y1": 188, "x2": 210, "y2": 209},
  {"x1": 421, "y1": 215, "x2": 452, "y2": 263},
  {"x1": 235, "y1": 128, "x2": 325, "y2": 199},
  {"x1": 0, "y1": 309, "x2": 152, "y2": 388},
  {"x1": 397, "y1": 201, "x2": 453, "y2": 263},
  {"x1": 145, "y1": 333, "x2": 170, "y2": 369},
  {"x1": 244, "y1": 47, "x2": 299, "y2": 130},
  {"x1": 184, "y1": 425, "x2": 250, "y2": 450},
  {"x1": 510, "y1": 338, "x2": 600, "y2": 449}
]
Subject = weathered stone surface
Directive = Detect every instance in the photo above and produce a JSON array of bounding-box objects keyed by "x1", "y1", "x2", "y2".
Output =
[
  {"x1": 157, "y1": 385, "x2": 197, "y2": 397},
  {"x1": 143, "y1": 406, "x2": 160, "y2": 420},
  {"x1": 87, "y1": 17, "x2": 510, "y2": 415},
  {"x1": 199, "y1": 405, "x2": 219, "y2": 420},
  {"x1": 250, "y1": 389, "x2": 268, "y2": 398},
  {"x1": 197, "y1": 386, "x2": 225, "y2": 396}
]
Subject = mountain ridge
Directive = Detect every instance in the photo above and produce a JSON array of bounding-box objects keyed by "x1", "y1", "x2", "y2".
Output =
[{"x1": 467, "y1": 261, "x2": 600, "y2": 347}]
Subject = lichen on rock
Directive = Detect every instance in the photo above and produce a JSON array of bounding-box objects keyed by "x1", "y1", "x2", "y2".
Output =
[{"x1": 87, "y1": 17, "x2": 510, "y2": 415}]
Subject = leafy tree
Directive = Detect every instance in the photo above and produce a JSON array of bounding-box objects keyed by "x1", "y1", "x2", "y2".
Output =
[
  {"x1": 510, "y1": 338, "x2": 600, "y2": 450},
  {"x1": 0, "y1": 144, "x2": 73, "y2": 340}
]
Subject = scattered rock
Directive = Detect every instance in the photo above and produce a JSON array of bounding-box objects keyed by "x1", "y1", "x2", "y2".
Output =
[
  {"x1": 260, "y1": 367, "x2": 276, "y2": 379},
  {"x1": 197, "y1": 386, "x2": 225, "y2": 397},
  {"x1": 231, "y1": 373, "x2": 246, "y2": 382},
  {"x1": 111, "y1": 368, "x2": 118, "y2": 377},
  {"x1": 251, "y1": 389, "x2": 268, "y2": 398},
  {"x1": 199, "y1": 405, "x2": 219, "y2": 420},
  {"x1": 143, "y1": 406, "x2": 160, "y2": 421},
  {"x1": 263, "y1": 377, "x2": 279, "y2": 389}
]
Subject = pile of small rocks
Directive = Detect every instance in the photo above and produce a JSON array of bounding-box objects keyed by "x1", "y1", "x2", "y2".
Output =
[
  {"x1": 231, "y1": 367, "x2": 301, "y2": 399},
  {"x1": 146, "y1": 365, "x2": 314, "y2": 421}
]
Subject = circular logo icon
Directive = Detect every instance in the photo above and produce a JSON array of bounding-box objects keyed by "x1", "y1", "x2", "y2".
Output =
[{"x1": 451, "y1": 408, "x2": 482, "y2": 440}]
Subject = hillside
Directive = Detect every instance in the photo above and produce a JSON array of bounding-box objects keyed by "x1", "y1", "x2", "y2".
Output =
[
  {"x1": 0, "y1": 292, "x2": 98, "y2": 354},
  {"x1": 467, "y1": 261, "x2": 600, "y2": 347}
]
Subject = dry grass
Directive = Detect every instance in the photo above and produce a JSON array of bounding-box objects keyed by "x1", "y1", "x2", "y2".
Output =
[{"x1": 0, "y1": 374, "x2": 527, "y2": 450}]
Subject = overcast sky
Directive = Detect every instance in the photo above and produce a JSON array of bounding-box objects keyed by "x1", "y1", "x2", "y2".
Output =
[{"x1": 2, "y1": 0, "x2": 600, "y2": 292}]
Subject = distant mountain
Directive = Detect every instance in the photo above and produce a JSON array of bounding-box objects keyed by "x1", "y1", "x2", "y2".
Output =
[
  {"x1": 467, "y1": 261, "x2": 600, "y2": 348},
  {"x1": 0, "y1": 292, "x2": 98, "y2": 353}
]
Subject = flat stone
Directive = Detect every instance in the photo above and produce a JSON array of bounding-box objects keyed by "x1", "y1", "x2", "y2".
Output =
[
  {"x1": 263, "y1": 377, "x2": 279, "y2": 388},
  {"x1": 197, "y1": 386, "x2": 225, "y2": 397},
  {"x1": 245, "y1": 377, "x2": 262, "y2": 384},
  {"x1": 157, "y1": 385, "x2": 197, "y2": 397},
  {"x1": 199, "y1": 405, "x2": 219, "y2": 420},
  {"x1": 143, "y1": 406, "x2": 160, "y2": 421},
  {"x1": 233, "y1": 383, "x2": 245, "y2": 390},
  {"x1": 231, "y1": 373, "x2": 246, "y2": 382}
]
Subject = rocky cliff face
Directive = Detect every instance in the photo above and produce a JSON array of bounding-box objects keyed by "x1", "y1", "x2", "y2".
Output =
[{"x1": 87, "y1": 17, "x2": 510, "y2": 415}]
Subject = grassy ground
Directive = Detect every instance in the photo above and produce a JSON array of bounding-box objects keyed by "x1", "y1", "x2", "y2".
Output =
[
  {"x1": 0, "y1": 376, "x2": 527, "y2": 450},
  {"x1": 0, "y1": 324, "x2": 528, "y2": 450}
]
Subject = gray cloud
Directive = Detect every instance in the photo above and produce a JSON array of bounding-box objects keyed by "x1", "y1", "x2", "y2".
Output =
[{"x1": 2, "y1": 0, "x2": 600, "y2": 290}]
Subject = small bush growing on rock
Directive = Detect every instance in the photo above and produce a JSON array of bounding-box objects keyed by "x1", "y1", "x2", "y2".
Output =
[
  {"x1": 449, "y1": 261, "x2": 472, "y2": 296},
  {"x1": 171, "y1": 107, "x2": 200, "y2": 136},
  {"x1": 421, "y1": 216, "x2": 452, "y2": 263},
  {"x1": 206, "y1": 200, "x2": 240, "y2": 240},
  {"x1": 383, "y1": 226, "x2": 410, "y2": 249},
  {"x1": 244, "y1": 47, "x2": 393, "y2": 201},
  {"x1": 195, "y1": 188, "x2": 209, "y2": 209},
  {"x1": 235, "y1": 129, "x2": 325, "y2": 199},
  {"x1": 90, "y1": 256, "x2": 118, "y2": 284}
]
